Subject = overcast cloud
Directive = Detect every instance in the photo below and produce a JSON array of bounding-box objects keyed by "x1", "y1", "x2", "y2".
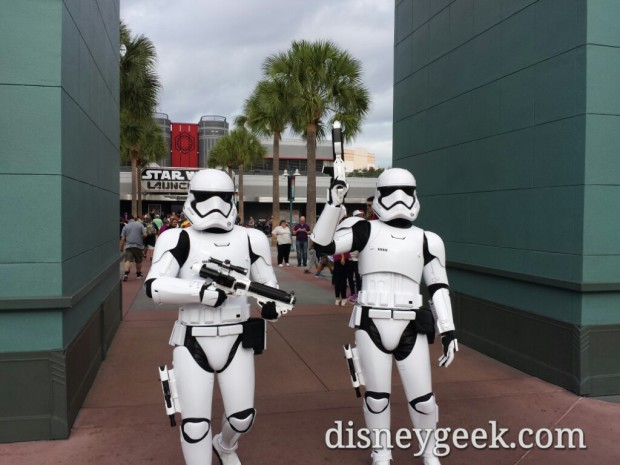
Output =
[{"x1": 120, "y1": 0, "x2": 395, "y2": 167}]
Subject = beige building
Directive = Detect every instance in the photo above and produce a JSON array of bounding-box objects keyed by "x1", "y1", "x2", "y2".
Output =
[{"x1": 344, "y1": 147, "x2": 376, "y2": 172}]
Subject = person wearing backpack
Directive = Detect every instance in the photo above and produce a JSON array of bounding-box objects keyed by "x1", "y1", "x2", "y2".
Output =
[
  {"x1": 119, "y1": 216, "x2": 147, "y2": 281},
  {"x1": 144, "y1": 215, "x2": 159, "y2": 260}
]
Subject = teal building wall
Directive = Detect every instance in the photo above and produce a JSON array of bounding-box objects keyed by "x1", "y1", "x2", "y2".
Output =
[
  {"x1": 394, "y1": 0, "x2": 620, "y2": 395},
  {"x1": 0, "y1": 0, "x2": 121, "y2": 441}
]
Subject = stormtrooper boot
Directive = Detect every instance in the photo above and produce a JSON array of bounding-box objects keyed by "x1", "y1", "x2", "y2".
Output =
[
  {"x1": 212, "y1": 433, "x2": 241, "y2": 465},
  {"x1": 363, "y1": 396, "x2": 393, "y2": 465},
  {"x1": 409, "y1": 394, "x2": 441, "y2": 465},
  {"x1": 371, "y1": 450, "x2": 392, "y2": 465},
  {"x1": 421, "y1": 446, "x2": 441, "y2": 465}
]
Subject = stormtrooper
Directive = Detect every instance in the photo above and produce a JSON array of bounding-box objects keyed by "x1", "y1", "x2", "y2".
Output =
[
  {"x1": 145, "y1": 169, "x2": 284, "y2": 465},
  {"x1": 311, "y1": 168, "x2": 458, "y2": 465}
]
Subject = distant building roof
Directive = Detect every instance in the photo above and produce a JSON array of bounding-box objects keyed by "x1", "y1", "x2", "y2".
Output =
[{"x1": 260, "y1": 138, "x2": 332, "y2": 161}]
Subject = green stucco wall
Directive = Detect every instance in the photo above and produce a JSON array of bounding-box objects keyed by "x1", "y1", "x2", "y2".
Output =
[
  {"x1": 394, "y1": 0, "x2": 620, "y2": 395},
  {"x1": 0, "y1": 0, "x2": 121, "y2": 440}
]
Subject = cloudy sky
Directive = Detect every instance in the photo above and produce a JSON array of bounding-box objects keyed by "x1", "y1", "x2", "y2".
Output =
[{"x1": 120, "y1": 0, "x2": 395, "y2": 167}]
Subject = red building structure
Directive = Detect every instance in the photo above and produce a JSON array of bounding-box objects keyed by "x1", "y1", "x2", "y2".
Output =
[{"x1": 171, "y1": 123, "x2": 198, "y2": 167}]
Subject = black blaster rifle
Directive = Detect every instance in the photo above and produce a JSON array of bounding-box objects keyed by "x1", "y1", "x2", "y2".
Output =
[{"x1": 199, "y1": 258, "x2": 296, "y2": 316}]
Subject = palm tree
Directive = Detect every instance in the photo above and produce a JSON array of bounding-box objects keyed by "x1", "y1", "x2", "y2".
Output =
[
  {"x1": 236, "y1": 77, "x2": 292, "y2": 227},
  {"x1": 120, "y1": 21, "x2": 165, "y2": 218},
  {"x1": 263, "y1": 39, "x2": 370, "y2": 226},
  {"x1": 120, "y1": 110, "x2": 167, "y2": 217},
  {"x1": 208, "y1": 127, "x2": 267, "y2": 224}
]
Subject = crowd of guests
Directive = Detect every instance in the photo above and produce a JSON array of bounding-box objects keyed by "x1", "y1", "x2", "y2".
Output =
[
  {"x1": 250, "y1": 201, "x2": 375, "y2": 306},
  {"x1": 120, "y1": 202, "x2": 374, "y2": 306},
  {"x1": 270, "y1": 208, "x2": 368, "y2": 306},
  {"x1": 326, "y1": 209, "x2": 365, "y2": 306},
  {"x1": 119, "y1": 211, "x2": 186, "y2": 281},
  {"x1": 269, "y1": 215, "x2": 312, "y2": 268},
  {"x1": 313, "y1": 202, "x2": 374, "y2": 306},
  {"x1": 119, "y1": 210, "x2": 272, "y2": 282}
]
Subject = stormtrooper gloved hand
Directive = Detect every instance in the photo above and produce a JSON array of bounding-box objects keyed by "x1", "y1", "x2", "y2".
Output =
[
  {"x1": 199, "y1": 284, "x2": 227, "y2": 307},
  {"x1": 327, "y1": 178, "x2": 349, "y2": 207},
  {"x1": 438, "y1": 330, "x2": 458, "y2": 367},
  {"x1": 260, "y1": 301, "x2": 279, "y2": 320}
]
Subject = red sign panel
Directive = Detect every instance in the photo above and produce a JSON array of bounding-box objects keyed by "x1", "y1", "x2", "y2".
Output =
[{"x1": 171, "y1": 123, "x2": 198, "y2": 167}]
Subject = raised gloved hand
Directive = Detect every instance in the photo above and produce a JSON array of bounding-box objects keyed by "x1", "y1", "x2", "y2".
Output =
[
  {"x1": 438, "y1": 330, "x2": 458, "y2": 367},
  {"x1": 260, "y1": 301, "x2": 279, "y2": 320},
  {"x1": 328, "y1": 179, "x2": 349, "y2": 207}
]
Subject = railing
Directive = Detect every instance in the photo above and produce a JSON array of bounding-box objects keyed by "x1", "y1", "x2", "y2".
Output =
[{"x1": 199, "y1": 115, "x2": 227, "y2": 122}]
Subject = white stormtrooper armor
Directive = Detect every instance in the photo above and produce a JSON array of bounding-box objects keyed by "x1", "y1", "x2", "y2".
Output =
[
  {"x1": 146, "y1": 169, "x2": 280, "y2": 465},
  {"x1": 311, "y1": 168, "x2": 458, "y2": 465}
]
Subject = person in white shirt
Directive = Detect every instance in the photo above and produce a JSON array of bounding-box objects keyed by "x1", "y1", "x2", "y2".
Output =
[{"x1": 271, "y1": 220, "x2": 292, "y2": 267}]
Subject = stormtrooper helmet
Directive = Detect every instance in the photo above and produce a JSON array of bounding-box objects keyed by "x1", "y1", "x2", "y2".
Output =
[
  {"x1": 372, "y1": 168, "x2": 420, "y2": 222},
  {"x1": 183, "y1": 169, "x2": 237, "y2": 231}
]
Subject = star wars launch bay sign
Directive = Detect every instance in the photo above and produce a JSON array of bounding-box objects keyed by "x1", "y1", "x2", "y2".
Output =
[{"x1": 141, "y1": 168, "x2": 200, "y2": 194}]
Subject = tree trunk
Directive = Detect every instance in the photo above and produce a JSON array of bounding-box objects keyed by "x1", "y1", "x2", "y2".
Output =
[
  {"x1": 238, "y1": 164, "x2": 244, "y2": 224},
  {"x1": 137, "y1": 160, "x2": 143, "y2": 219},
  {"x1": 306, "y1": 123, "x2": 317, "y2": 227},
  {"x1": 272, "y1": 131, "x2": 281, "y2": 225},
  {"x1": 131, "y1": 150, "x2": 139, "y2": 218}
]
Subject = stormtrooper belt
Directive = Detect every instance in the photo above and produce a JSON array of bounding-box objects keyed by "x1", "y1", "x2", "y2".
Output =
[
  {"x1": 365, "y1": 307, "x2": 417, "y2": 321},
  {"x1": 357, "y1": 290, "x2": 422, "y2": 309},
  {"x1": 169, "y1": 321, "x2": 245, "y2": 345},
  {"x1": 190, "y1": 324, "x2": 244, "y2": 337},
  {"x1": 349, "y1": 306, "x2": 421, "y2": 329}
]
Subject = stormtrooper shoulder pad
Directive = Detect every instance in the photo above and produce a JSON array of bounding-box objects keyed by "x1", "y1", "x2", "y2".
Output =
[
  {"x1": 247, "y1": 227, "x2": 272, "y2": 264},
  {"x1": 424, "y1": 231, "x2": 446, "y2": 267}
]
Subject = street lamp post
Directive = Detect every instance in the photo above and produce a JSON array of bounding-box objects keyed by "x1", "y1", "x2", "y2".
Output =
[{"x1": 283, "y1": 168, "x2": 300, "y2": 252}]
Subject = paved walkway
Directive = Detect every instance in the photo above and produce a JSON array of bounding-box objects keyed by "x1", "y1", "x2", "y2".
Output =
[{"x1": 1, "y1": 251, "x2": 619, "y2": 464}]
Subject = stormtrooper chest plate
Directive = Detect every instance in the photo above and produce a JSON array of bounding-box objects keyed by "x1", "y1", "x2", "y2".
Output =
[
  {"x1": 179, "y1": 226, "x2": 252, "y2": 279},
  {"x1": 357, "y1": 222, "x2": 425, "y2": 283},
  {"x1": 175, "y1": 226, "x2": 252, "y2": 326}
]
